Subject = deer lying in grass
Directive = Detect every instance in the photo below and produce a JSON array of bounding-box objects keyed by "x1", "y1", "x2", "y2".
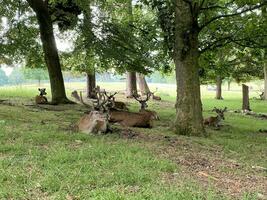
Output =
[
  {"x1": 133, "y1": 93, "x2": 159, "y2": 120},
  {"x1": 109, "y1": 110, "x2": 155, "y2": 128},
  {"x1": 149, "y1": 88, "x2": 161, "y2": 101},
  {"x1": 103, "y1": 90, "x2": 128, "y2": 111},
  {"x1": 203, "y1": 107, "x2": 227, "y2": 127},
  {"x1": 35, "y1": 88, "x2": 48, "y2": 104},
  {"x1": 77, "y1": 91, "x2": 110, "y2": 134},
  {"x1": 71, "y1": 90, "x2": 93, "y2": 108},
  {"x1": 108, "y1": 93, "x2": 158, "y2": 127}
]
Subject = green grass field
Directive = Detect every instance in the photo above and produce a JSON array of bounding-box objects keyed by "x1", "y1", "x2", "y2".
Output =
[{"x1": 0, "y1": 82, "x2": 266, "y2": 199}]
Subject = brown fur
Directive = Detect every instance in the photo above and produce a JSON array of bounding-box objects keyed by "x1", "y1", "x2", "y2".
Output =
[
  {"x1": 203, "y1": 107, "x2": 227, "y2": 127},
  {"x1": 35, "y1": 95, "x2": 47, "y2": 104},
  {"x1": 77, "y1": 111, "x2": 109, "y2": 134},
  {"x1": 139, "y1": 109, "x2": 159, "y2": 120},
  {"x1": 151, "y1": 94, "x2": 161, "y2": 101},
  {"x1": 35, "y1": 88, "x2": 48, "y2": 104},
  {"x1": 109, "y1": 110, "x2": 155, "y2": 128},
  {"x1": 113, "y1": 101, "x2": 128, "y2": 110}
]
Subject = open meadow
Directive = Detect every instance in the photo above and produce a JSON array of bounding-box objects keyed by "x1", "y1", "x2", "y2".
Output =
[{"x1": 0, "y1": 82, "x2": 266, "y2": 199}]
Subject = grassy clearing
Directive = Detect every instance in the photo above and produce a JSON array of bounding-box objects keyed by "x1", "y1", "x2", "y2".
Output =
[{"x1": 0, "y1": 83, "x2": 266, "y2": 199}]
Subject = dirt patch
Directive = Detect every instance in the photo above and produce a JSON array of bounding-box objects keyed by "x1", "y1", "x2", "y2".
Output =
[{"x1": 123, "y1": 131, "x2": 267, "y2": 198}]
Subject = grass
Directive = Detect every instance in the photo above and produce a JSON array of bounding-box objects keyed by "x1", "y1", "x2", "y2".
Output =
[{"x1": 0, "y1": 83, "x2": 266, "y2": 199}]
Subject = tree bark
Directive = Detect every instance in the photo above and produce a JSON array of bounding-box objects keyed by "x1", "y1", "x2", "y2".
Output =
[
  {"x1": 27, "y1": 0, "x2": 69, "y2": 104},
  {"x1": 262, "y1": 6, "x2": 267, "y2": 100},
  {"x1": 242, "y1": 84, "x2": 250, "y2": 111},
  {"x1": 137, "y1": 73, "x2": 150, "y2": 95},
  {"x1": 215, "y1": 76, "x2": 223, "y2": 100},
  {"x1": 126, "y1": 72, "x2": 137, "y2": 98},
  {"x1": 263, "y1": 60, "x2": 267, "y2": 100},
  {"x1": 227, "y1": 80, "x2": 231, "y2": 91},
  {"x1": 173, "y1": 0, "x2": 205, "y2": 136},
  {"x1": 86, "y1": 70, "x2": 96, "y2": 99}
]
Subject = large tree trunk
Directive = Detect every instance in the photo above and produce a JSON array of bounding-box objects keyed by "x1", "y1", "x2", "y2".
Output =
[
  {"x1": 215, "y1": 76, "x2": 223, "y2": 100},
  {"x1": 137, "y1": 73, "x2": 150, "y2": 95},
  {"x1": 27, "y1": 0, "x2": 69, "y2": 104},
  {"x1": 126, "y1": 72, "x2": 137, "y2": 98},
  {"x1": 262, "y1": 7, "x2": 267, "y2": 100},
  {"x1": 173, "y1": 0, "x2": 205, "y2": 136},
  {"x1": 263, "y1": 61, "x2": 267, "y2": 100},
  {"x1": 86, "y1": 70, "x2": 96, "y2": 99},
  {"x1": 227, "y1": 80, "x2": 231, "y2": 91},
  {"x1": 242, "y1": 84, "x2": 250, "y2": 111}
]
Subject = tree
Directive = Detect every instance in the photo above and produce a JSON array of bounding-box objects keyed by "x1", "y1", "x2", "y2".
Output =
[
  {"x1": 1, "y1": 0, "x2": 82, "y2": 103},
  {"x1": 126, "y1": 72, "x2": 138, "y2": 97},
  {"x1": 0, "y1": 68, "x2": 8, "y2": 86},
  {"x1": 8, "y1": 68, "x2": 25, "y2": 85},
  {"x1": 143, "y1": 0, "x2": 266, "y2": 136},
  {"x1": 25, "y1": 0, "x2": 70, "y2": 104},
  {"x1": 137, "y1": 73, "x2": 150, "y2": 95},
  {"x1": 92, "y1": 0, "x2": 170, "y2": 96},
  {"x1": 23, "y1": 68, "x2": 49, "y2": 86},
  {"x1": 262, "y1": 6, "x2": 267, "y2": 100}
]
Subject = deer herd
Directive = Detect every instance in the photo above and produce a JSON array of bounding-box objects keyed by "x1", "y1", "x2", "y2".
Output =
[{"x1": 35, "y1": 87, "x2": 227, "y2": 134}]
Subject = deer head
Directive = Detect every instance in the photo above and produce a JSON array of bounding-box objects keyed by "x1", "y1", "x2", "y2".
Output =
[
  {"x1": 38, "y1": 88, "x2": 47, "y2": 96},
  {"x1": 212, "y1": 107, "x2": 227, "y2": 120},
  {"x1": 133, "y1": 92, "x2": 151, "y2": 110}
]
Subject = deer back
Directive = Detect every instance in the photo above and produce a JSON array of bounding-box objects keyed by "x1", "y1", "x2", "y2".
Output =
[{"x1": 35, "y1": 95, "x2": 47, "y2": 104}]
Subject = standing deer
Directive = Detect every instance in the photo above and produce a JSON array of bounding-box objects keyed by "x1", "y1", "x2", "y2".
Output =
[
  {"x1": 203, "y1": 107, "x2": 227, "y2": 127},
  {"x1": 35, "y1": 88, "x2": 48, "y2": 104},
  {"x1": 133, "y1": 93, "x2": 159, "y2": 120}
]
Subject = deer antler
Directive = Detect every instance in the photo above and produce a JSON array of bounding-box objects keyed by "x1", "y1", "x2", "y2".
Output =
[
  {"x1": 133, "y1": 92, "x2": 151, "y2": 110},
  {"x1": 103, "y1": 90, "x2": 118, "y2": 100}
]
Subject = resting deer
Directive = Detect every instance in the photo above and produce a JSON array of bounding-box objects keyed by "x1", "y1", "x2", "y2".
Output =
[
  {"x1": 103, "y1": 90, "x2": 128, "y2": 111},
  {"x1": 71, "y1": 90, "x2": 93, "y2": 108},
  {"x1": 133, "y1": 93, "x2": 159, "y2": 120},
  {"x1": 109, "y1": 110, "x2": 155, "y2": 128},
  {"x1": 107, "y1": 92, "x2": 158, "y2": 127},
  {"x1": 203, "y1": 107, "x2": 227, "y2": 127},
  {"x1": 149, "y1": 88, "x2": 161, "y2": 101},
  {"x1": 35, "y1": 88, "x2": 48, "y2": 104},
  {"x1": 77, "y1": 90, "x2": 110, "y2": 134}
]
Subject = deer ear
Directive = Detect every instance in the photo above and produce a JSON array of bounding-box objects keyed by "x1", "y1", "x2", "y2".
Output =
[{"x1": 224, "y1": 107, "x2": 227, "y2": 112}]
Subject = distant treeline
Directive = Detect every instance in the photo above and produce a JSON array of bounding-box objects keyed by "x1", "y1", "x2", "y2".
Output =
[{"x1": 0, "y1": 67, "x2": 176, "y2": 86}]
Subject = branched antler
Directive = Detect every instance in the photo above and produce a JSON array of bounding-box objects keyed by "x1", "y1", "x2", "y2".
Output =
[{"x1": 133, "y1": 92, "x2": 151, "y2": 110}]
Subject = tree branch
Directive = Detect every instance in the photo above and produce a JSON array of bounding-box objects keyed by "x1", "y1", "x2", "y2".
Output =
[{"x1": 199, "y1": 3, "x2": 266, "y2": 30}]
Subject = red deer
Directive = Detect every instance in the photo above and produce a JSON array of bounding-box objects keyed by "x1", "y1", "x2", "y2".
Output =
[
  {"x1": 35, "y1": 88, "x2": 48, "y2": 104},
  {"x1": 103, "y1": 90, "x2": 128, "y2": 111},
  {"x1": 71, "y1": 90, "x2": 93, "y2": 108},
  {"x1": 203, "y1": 107, "x2": 227, "y2": 127},
  {"x1": 108, "y1": 92, "x2": 158, "y2": 127},
  {"x1": 109, "y1": 110, "x2": 155, "y2": 128},
  {"x1": 76, "y1": 90, "x2": 110, "y2": 134},
  {"x1": 150, "y1": 88, "x2": 161, "y2": 101},
  {"x1": 133, "y1": 93, "x2": 160, "y2": 120}
]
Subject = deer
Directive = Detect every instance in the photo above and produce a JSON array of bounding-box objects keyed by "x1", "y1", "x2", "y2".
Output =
[
  {"x1": 77, "y1": 90, "x2": 110, "y2": 134},
  {"x1": 103, "y1": 90, "x2": 128, "y2": 111},
  {"x1": 149, "y1": 88, "x2": 161, "y2": 101},
  {"x1": 203, "y1": 107, "x2": 227, "y2": 127},
  {"x1": 107, "y1": 92, "x2": 158, "y2": 127},
  {"x1": 71, "y1": 90, "x2": 93, "y2": 108},
  {"x1": 133, "y1": 93, "x2": 159, "y2": 120},
  {"x1": 35, "y1": 88, "x2": 48, "y2": 104},
  {"x1": 108, "y1": 110, "x2": 155, "y2": 128}
]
